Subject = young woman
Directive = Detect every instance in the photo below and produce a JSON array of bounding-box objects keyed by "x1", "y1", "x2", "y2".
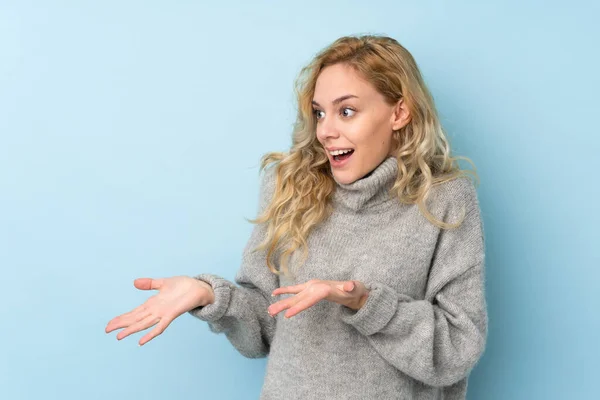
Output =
[{"x1": 106, "y1": 34, "x2": 487, "y2": 399}]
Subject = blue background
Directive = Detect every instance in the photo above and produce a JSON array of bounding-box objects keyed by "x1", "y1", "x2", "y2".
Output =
[{"x1": 1, "y1": 1, "x2": 598, "y2": 399}]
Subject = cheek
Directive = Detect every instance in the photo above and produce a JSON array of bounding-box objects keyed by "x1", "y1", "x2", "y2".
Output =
[
  {"x1": 343, "y1": 114, "x2": 391, "y2": 149},
  {"x1": 360, "y1": 122, "x2": 392, "y2": 149},
  {"x1": 348, "y1": 120, "x2": 378, "y2": 145}
]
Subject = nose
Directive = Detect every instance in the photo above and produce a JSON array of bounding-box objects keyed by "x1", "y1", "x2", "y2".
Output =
[{"x1": 315, "y1": 114, "x2": 340, "y2": 143}]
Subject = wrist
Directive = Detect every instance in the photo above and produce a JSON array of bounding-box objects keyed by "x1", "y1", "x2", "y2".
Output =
[
  {"x1": 357, "y1": 291, "x2": 369, "y2": 309},
  {"x1": 348, "y1": 291, "x2": 369, "y2": 311},
  {"x1": 196, "y1": 280, "x2": 215, "y2": 306}
]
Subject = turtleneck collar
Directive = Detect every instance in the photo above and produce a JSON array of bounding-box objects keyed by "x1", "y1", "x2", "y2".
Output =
[{"x1": 331, "y1": 156, "x2": 399, "y2": 211}]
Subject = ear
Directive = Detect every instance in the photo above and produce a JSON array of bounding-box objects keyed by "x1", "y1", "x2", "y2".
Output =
[{"x1": 390, "y1": 98, "x2": 411, "y2": 131}]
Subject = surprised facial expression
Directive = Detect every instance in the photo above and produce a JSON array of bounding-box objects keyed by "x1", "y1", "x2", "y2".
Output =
[{"x1": 312, "y1": 63, "x2": 409, "y2": 184}]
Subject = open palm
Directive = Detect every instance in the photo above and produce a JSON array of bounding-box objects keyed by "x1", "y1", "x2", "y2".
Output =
[{"x1": 105, "y1": 275, "x2": 214, "y2": 346}]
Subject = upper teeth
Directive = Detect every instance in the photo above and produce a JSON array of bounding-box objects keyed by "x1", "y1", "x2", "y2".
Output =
[{"x1": 329, "y1": 149, "x2": 353, "y2": 156}]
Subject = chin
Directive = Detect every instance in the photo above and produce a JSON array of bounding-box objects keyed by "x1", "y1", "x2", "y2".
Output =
[{"x1": 332, "y1": 171, "x2": 359, "y2": 185}]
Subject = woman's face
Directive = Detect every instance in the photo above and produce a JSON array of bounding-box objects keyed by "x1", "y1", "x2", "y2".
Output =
[{"x1": 313, "y1": 63, "x2": 409, "y2": 184}]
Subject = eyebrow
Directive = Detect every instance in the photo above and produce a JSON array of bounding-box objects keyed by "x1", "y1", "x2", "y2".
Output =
[{"x1": 311, "y1": 94, "x2": 358, "y2": 107}]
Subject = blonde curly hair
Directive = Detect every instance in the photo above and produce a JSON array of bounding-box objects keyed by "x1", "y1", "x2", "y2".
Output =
[{"x1": 247, "y1": 34, "x2": 479, "y2": 277}]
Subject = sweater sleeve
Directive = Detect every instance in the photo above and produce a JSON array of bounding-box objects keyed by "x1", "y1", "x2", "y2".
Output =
[
  {"x1": 338, "y1": 179, "x2": 487, "y2": 387},
  {"x1": 187, "y1": 165, "x2": 280, "y2": 359}
]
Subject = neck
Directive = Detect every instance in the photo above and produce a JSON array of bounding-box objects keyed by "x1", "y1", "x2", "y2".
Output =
[{"x1": 331, "y1": 156, "x2": 399, "y2": 211}]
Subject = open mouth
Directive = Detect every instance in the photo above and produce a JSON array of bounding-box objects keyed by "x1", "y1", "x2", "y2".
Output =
[{"x1": 332, "y1": 149, "x2": 354, "y2": 162}]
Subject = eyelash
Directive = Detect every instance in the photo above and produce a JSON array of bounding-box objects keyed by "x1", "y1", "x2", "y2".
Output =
[{"x1": 312, "y1": 107, "x2": 356, "y2": 121}]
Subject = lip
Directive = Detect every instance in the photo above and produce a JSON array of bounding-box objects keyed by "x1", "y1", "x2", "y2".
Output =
[
  {"x1": 328, "y1": 149, "x2": 354, "y2": 168},
  {"x1": 325, "y1": 146, "x2": 354, "y2": 151}
]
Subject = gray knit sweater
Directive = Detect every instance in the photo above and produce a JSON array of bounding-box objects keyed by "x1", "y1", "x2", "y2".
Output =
[{"x1": 189, "y1": 156, "x2": 487, "y2": 399}]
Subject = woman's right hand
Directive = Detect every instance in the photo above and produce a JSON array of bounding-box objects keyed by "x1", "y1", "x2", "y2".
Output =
[{"x1": 105, "y1": 275, "x2": 215, "y2": 346}]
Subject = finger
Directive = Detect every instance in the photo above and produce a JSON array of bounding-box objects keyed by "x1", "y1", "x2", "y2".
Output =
[
  {"x1": 269, "y1": 286, "x2": 327, "y2": 317},
  {"x1": 347, "y1": 280, "x2": 368, "y2": 295},
  {"x1": 342, "y1": 281, "x2": 355, "y2": 292},
  {"x1": 105, "y1": 306, "x2": 148, "y2": 333},
  {"x1": 116, "y1": 313, "x2": 160, "y2": 341},
  {"x1": 284, "y1": 294, "x2": 323, "y2": 318},
  {"x1": 268, "y1": 290, "x2": 309, "y2": 316},
  {"x1": 134, "y1": 277, "x2": 164, "y2": 291},
  {"x1": 268, "y1": 297, "x2": 294, "y2": 316},
  {"x1": 272, "y1": 282, "x2": 310, "y2": 296},
  {"x1": 138, "y1": 318, "x2": 173, "y2": 346}
]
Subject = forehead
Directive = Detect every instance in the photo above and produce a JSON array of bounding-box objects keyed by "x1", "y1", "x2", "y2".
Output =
[{"x1": 313, "y1": 64, "x2": 375, "y2": 100}]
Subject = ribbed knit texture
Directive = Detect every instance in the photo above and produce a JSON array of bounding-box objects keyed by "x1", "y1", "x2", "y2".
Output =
[{"x1": 189, "y1": 156, "x2": 487, "y2": 399}]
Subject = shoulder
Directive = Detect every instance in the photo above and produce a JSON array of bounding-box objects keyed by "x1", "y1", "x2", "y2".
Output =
[
  {"x1": 257, "y1": 163, "x2": 279, "y2": 212},
  {"x1": 427, "y1": 175, "x2": 481, "y2": 220}
]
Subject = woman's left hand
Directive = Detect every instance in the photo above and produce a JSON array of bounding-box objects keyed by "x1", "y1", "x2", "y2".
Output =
[{"x1": 268, "y1": 279, "x2": 369, "y2": 318}]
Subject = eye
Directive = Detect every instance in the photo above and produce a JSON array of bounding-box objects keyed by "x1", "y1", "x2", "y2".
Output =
[
  {"x1": 312, "y1": 107, "x2": 356, "y2": 121},
  {"x1": 341, "y1": 107, "x2": 356, "y2": 117}
]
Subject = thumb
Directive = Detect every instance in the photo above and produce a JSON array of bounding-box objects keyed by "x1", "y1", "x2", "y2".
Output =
[
  {"x1": 134, "y1": 277, "x2": 163, "y2": 291},
  {"x1": 342, "y1": 281, "x2": 356, "y2": 292}
]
